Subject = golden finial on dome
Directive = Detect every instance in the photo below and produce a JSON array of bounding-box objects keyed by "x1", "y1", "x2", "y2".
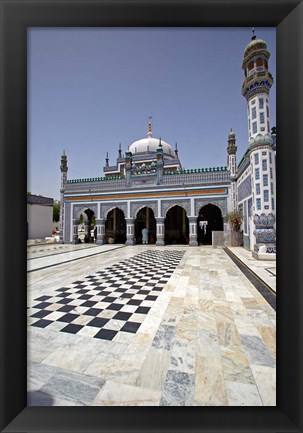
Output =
[{"x1": 147, "y1": 116, "x2": 152, "y2": 137}]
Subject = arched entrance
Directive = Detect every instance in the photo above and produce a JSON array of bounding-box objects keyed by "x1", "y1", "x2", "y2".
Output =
[
  {"x1": 76, "y1": 208, "x2": 96, "y2": 243},
  {"x1": 165, "y1": 205, "x2": 189, "y2": 245},
  {"x1": 135, "y1": 207, "x2": 156, "y2": 244},
  {"x1": 105, "y1": 208, "x2": 126, "y2": 243},
  {"x1": 197, "y1": 204, "x2": 223, "y2": 245}
]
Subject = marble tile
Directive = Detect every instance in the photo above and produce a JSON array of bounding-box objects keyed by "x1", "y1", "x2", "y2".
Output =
[
  {"x1": 138, "y1": 314, "x2": 163, "y2": 334},
  {"x1": 251, "y1": 364, "x2": 276, "y2": 406},
  {"x1": 216, "y1": 321, "x2": 242, "y2": 348},
  {"x1": 198, "y1": 300, "x2": 214, "y2": 313},
  {"x1": 242, "y1": 297, "x2": 262, "y2": 310},
  {"x1": 257, "y1": 326, "x2": 276, "y2": 359},
  {"x1": 112, "y1": 330, "x2": 136, "y2": 344},
  {"x1": 71, "y1": 315, "x2": 94, "y2": 326},
  {"x1": 93, "y1": 380, "x2": 161, "y2": 406},
  {"x1": 83, "y1": 353, "x2": 140, "y2": 385},
  {"x1": 196, "y1": 328, "x2": 220, "y2": 357},
  {"x1": 210, "y1": 286, "x2": 226, "y2": 299},
  {"x1": 39, "y1": 371, "x2": 105, "y2": 406},
  {"x1": 224, "y1": 290, "x2": 243, "y2": 303},
  {"x1": 225, "y1": 380, "x2": 263, "y2": 406},
  {"x1": 132, "y1": 330, "x2": 154, "y2": 346},
  {"x1": 42, "y1": 347, "x2": 98, "y2": 373},
  {"x1": 169, "y1": 338, "x2": 196, "y2": 374},
  {"x1": 160, "y1": 370, "x2": 195, "y2": 406},
  {"x1": 175, "y1": 317, "x2": 197, "y2": 342},
  {"x1": 213, "y1": 304, "x2": 235, "y2": 323},
  {"x1": 152, "y1": 324, "x2": 176, "y2": 350},
  {"x1": 27, "y1": 389, "x2": 77, "y2": 406},
  {"x1": 240, "y1": 334, "x2": 275, "y2": 367},
  {"x1": 220, "y1": 346, "x2": 255, "y2": 384},
  {"x1": 194, "y1": 355, "x2": 228, "y2": 406},
  {"x1": 233, "y1": 317, "x2": 261, "y2": 336},
  {"x1": 27, "y1": 362, "x2": 59, "y2": 390},
  {"x1": 198, "y1": 289, "x2": 214, "y2": 300},
  {"x1": 246, "y1": 310, "x2": 274, "y2": 329},
  {"x1": 197, "y1": 312, "x2": 217, "y2": 332},
  {"x1": 43, "y1": 311, "x2": 66, "y2": 321},
  {"x1": 136, "y1": 347, "x2": 171, "y2": 390}
]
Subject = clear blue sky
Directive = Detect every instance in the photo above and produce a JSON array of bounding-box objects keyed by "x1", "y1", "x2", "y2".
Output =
[{"x1": 28, "y1": 27, "x2": 276, "y2": 201}]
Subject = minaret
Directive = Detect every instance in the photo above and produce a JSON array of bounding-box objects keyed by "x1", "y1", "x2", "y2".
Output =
[
  {"x1": 242, "y1": 28, "x2": 274, "y2": 139},
  {"x1": 242, "y1": 30, "x2": 276, "y2": 258},
  {"x1": 174, "y1": 142, "x2": 179, "y2": 158},
  {"x1": 118, "y1": 143, "x2": 122, "y2": 158},
  {"x1": 156, "y1": 138, "x2": 164, "y2": 185},
  {"x1": 59, "y1": 150, "x2": 68, "y2": 243},
  {"x1": 227, "y1": 129, "x2": 237, "y2": 211}
]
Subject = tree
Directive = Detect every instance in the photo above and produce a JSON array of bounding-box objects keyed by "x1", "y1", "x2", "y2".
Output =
[
  {"x1": 225, "y1": 210, "x2": 242, "y2": 231},
  {"x1": 53, "y1": 200, "x2": 60, "y2": 222}
]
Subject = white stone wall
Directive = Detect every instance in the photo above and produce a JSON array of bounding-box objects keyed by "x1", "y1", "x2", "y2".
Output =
[
  {"x1": 27, "y1": 203, "x2": 53, "y2": 239},
  {"x1": 247, "y1": 93, "x2": 271, "y2": 139}
]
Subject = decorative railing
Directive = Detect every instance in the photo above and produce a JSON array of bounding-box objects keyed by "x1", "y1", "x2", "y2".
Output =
[
  {"x1": 67, "y1": 175, "x2": 125, "y2": 183},
  {"x1": 65, "y1": 177, "x2": 127, "y2": 193},
  {"x1": 162, "y1": 168, "x2": 229, "y2": 185},
  {"x1": 64, "y1": 166, "x2": 230, "y2": 193}
]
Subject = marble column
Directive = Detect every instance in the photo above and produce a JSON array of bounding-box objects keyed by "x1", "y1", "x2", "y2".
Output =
[
  {"x1": 84, "y1": 220, "x2": 90, "y2": 242},
  {"x1": 96, "y1": 218, "x2": 105, "y2": 245},
  {"x1": 188, "y1": 216, "x2": 198, "y2": 246},
  {"x1": 125, "y1": 218, "x2": 135, "y2": 245},
  {"x1": 72, "y1": 219, "x2": 79, "y2": 244},
  {"x1": 156, "y1": 217, "x2": 165, "y2": 246}
]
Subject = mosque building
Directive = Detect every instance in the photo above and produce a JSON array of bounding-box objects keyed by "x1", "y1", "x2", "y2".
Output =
[{"x1": 59, "y1": 31, "x2": 276, "y2": 259}]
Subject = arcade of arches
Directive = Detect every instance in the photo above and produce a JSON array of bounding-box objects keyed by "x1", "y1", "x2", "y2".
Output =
[{"x1": 75, "y1": 203, "x2": 223, "y2": 246}]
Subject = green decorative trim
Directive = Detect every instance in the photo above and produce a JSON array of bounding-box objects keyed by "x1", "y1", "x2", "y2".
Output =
[
  {"x1": 164, "y1": 166, "x2": 227, "y2": 176},
  {"x1": 66, "y1": 175, "x2": 125, "y2": 184}
]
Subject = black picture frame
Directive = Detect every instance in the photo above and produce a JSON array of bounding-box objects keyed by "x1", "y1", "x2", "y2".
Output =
[{"x1": 0, "y1": 0, "x2": 302, "y2": 432}]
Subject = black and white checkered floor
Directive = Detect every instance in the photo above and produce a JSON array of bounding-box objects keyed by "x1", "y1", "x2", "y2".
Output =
[{"x1": 28, "y1": 250, "x2": 185, "y2": 341}]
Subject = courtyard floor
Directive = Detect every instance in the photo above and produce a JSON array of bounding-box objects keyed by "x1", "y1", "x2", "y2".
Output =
[{"x1": 27, "y1": 244, "x2": 276, "y2": 406}]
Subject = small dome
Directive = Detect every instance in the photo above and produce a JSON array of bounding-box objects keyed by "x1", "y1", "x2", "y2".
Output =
[
  {"x1": 244, "y1": 38, "x2": 267, "y2": 57},
  {"x1": 129, "y1": 136, "x2": 173, "y2": 155},
  {"x1": 228, "y1": 129, "x2": 235, "y2": 138}
]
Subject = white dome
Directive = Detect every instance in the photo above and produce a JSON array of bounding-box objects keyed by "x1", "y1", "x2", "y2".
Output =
[{"x1": 129, "y1": 136, "x2": 173, "y2": 155}]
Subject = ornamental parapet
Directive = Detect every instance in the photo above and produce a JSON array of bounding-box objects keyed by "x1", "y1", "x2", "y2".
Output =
[
  {"x1": 65, "y1": 177, "x2": 127, "y2": 193},
  {"x1": 67, "y1": 175, "x2": 125, "y2": 183},
  {"x1": 162, "y1": 169, "x2": 229, "y2": 185}
]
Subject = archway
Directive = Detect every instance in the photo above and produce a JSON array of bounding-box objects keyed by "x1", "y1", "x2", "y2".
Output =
[
  {"x1": 164, "y1": 205, "x2": 189, "y2": 245},
  {"x1": 197, "y1": 204, "x2": 223, "y2": 245},
  {"x1": 76, "y1": 208, "x2": 96, "y2": 243},
  {"x1": 105, "y1": 208, "x2": 126, "y2": 244},
  {"x1": 135, "y1": 207, "x2": 156, "y2": 244}
]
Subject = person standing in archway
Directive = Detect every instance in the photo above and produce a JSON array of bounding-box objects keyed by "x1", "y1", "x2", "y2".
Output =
[{"x1": 142, "y1": 227, "x2": 149, "y2": 245}]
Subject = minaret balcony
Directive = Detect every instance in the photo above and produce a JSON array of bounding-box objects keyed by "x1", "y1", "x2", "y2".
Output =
[{"x1": 242, "y1": 76, "x2": 273, "y2": 98}]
